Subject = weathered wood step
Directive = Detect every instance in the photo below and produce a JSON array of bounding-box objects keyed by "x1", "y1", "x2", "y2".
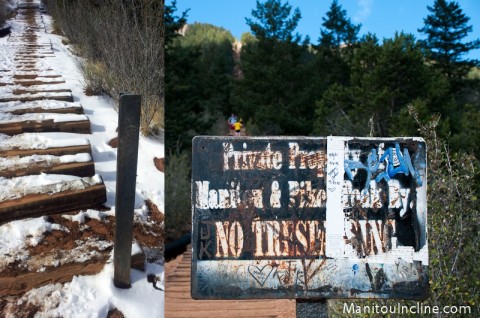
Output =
[
  {"x1": 13, "y1": 78, "x2": 66, "y2": 86},
  {"x1": 16, "y1": 50, "x2": 54, "y2": 55},
  {"x1": 0, "y1": 153, "x2": 95, "y2": 178},
  {"x1": 14, "y1": 55, "x2": 50, "y2": 60},
  {"x1": 8, "y1": 66, "x2": 53, "y2": 72},
  {"x1": 13, "y1": 73, "x2": 62, "y2": 79},
  {"x1": 0, "y1": 91, "x2": 73, "y2": 103},
  {"x1": 16, "y1": 44, "x2": 52, "y2": 48},
  {"x1": 0, "y1": 261, "x2": 106, "y2": 296},
  {"x1": 14, "y1": 60, "x2": 37, "y2": 64},
  {"x1": 9, "y1": 68, "x2": 54, "y2": 73},
  {"x1": 12, "y1": 89, "x2": 72, "y2": 95},
  {"x1": 10, "y1": 86, "x2": 72, "y2": 95},
  {"x1": 0, "y1": 174, "x2": 107, "y2": 224},
  {"x1": 0, "y1": 113, "x2": 90, "y2": 135},
  {"x1": 165, "y1": 301, "x2": 295, "y2": 318},
  {"x1": 0, "y1": 101, "x2": 83, "y2": 114},
  {"x1": 0, "y1": 132, "x2": 92, "y2": 157},
  {"x1": 164, "y1": 246, "x2": 296, "y2": 318}
]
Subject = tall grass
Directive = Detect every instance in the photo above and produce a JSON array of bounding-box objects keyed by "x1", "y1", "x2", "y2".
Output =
[{"x1": 45, "y1": 0, "x2": 164, "y2": 134}]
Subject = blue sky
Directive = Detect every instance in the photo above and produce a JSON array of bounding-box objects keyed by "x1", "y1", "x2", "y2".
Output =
[{"x1": 170, "y1": 0, "x2": 480, "y2": 60}]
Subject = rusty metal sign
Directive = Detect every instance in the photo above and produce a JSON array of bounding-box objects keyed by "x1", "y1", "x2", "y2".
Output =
[{"x1": 191, "y1": 137, "x2": 428, "y2": 300}]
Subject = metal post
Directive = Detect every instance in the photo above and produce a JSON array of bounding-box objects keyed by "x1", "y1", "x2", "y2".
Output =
[
  {"x1": 296, "y1": 299, "x2": 328, "y2": 318},
  {"x1": 113, "y1": 94, "x2": 141, "y2": 289}
]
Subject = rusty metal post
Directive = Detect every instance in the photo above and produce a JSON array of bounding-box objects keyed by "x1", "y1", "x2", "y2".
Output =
[
  {"x1": 296, "y1": 299, "x2": 328, "y2": 318},
  {"x1": 113, "y1": 94, "x2": 141, "y2": 289}
]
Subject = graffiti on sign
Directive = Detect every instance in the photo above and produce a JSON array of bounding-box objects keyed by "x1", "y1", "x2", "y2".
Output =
[{"x1": 191, "y1": 137, "x2": 428, "y2": 299}]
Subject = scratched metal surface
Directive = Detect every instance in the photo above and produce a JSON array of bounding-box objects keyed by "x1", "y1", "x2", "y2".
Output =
[{"x1": 191, "y1": 136, "x2": 428, "y2": 300}]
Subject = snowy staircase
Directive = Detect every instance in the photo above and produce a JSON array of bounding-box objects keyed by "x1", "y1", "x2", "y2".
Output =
[{"x1": 0, "y1": 3, "x2": 106, "y2": 224}]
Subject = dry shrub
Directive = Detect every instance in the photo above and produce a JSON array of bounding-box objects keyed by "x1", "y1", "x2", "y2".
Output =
[
  {"x1": 328, "y1": 107, "x2": 479, "y2": 317},
  {"x1": 409, "y1": 106, "x2": 479, "y2": 315},
  {"x1": 77, "y1": 60, "x2": 113, "y2": 96},
  {"x1": 45, "y1": 0, "x2": 164, "y2": 134}
]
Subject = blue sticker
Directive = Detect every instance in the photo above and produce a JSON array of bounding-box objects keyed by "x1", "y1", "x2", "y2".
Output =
[{"x1": 352, "y1": 264, "x2": 359, "y2": 275}]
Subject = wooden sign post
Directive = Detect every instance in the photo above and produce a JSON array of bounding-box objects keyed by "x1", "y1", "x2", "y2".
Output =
[
  {"x1": 191, "y1": 136, "x2": 428, "y2": 303},
  {"x1": 113, "y1": 94, "x2": 141, "y2": 289}
]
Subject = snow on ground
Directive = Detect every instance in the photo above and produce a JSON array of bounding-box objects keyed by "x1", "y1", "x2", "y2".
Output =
[
  {"x1": 0, "y1": 132, "x2": 90, "y2": 150},
  {"x1": 14, "y1": 260, "x2": 164, "y2": 318},
  {"x1": 0, "y1": 101, "x2": 83, "y2": 112},
  {"x1": 0, "y1": 112, "x2": 87, "y2": 123},
  {"x1": 0, "y1": 3, "x2": 164, "y2": 317},
  {"x1": 0, "y1": 173, "x2": 102, "y2": 201},
  {"x1": 0, "y1": 216, "x2": 68, "y2": 271}
]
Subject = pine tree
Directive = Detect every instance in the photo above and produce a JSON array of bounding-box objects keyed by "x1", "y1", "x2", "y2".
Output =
[
  {"x1": 165, "y1": 22, "x2": 235, "y2": 151},
  {"x1": 418, "y1": 0, "x2": 480, "y2": 80},
  {"x1": 314, "y1": 33, "x2": 452, "y2": 137},
  {"x1": 245, "y1": 0, "x2": 303, "y2": 43},
  {"x1": 319, "y1": 0, "x2": 360, "y2": 50},
  {"x1": 165, "y1": 0, "x2": 188, "y2": 47},
  {"x1": 313, "y1": 0, "x2": 361, "y2": 103},
  {"x1": 165, "y1": 1, "x2": 197, "y2": 152},
  {"x1": 233, "y1": 0, "x2": 315, "y2": 135}
]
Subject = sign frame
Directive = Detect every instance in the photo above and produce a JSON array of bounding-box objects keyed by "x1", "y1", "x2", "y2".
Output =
[{"x1": 191, "y1": 136, "x2": 428, "y2": 300}]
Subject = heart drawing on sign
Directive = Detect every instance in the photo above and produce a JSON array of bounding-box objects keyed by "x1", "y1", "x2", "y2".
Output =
[{"x1": 248, "y1": 265, "x2": 274, "y2": 287}]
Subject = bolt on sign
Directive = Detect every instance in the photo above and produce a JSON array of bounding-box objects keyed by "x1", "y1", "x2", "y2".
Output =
[{"x1": 191, "y1": 136, "x2": 428, "y2": 300}]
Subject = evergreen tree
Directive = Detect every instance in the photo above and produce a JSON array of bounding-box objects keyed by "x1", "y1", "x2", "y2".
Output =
[
  {"x1": 165, "y1": 0, "x2": 188, "y2": 47},
  {"x1": 246, "y1": 0, "x2": 303, "y2": 43},
  {"x1": 319, "y1": 0, "x2": 360, "y2": 50},
  {"x1": 233, "y1": 0, "x2": 315, "y2": 135},
  {"x1": 418, "y1": 0, "x2": 480, "y2": 80},
  {"x1": 312, "y1": 0, "x2": 360, "y2": 104},
  {"x1": 180, "y1": 23, "x2": 235, "y2": 123},
  {"x1": 165, "y1": 21, "x2": 236, "y2": 151},
  {"x1": 314, "y1": 33, "x2": 452, "y2": 137},
  {"x1": 165, "y1": 2, "x2": 197, "y2": 152}
]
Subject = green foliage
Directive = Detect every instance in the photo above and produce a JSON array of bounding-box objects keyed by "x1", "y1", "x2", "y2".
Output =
[
  {"x1": 232, "y1": 0, "x2": 315, "y2": 135},
  {"x1": 233, "y1": 39, "x2": 315, "y2": 135},
  {"x1": 166, "y1": 0, "x2": 480, "y2": 256},
  {"x1": 164, "y1": 21, "x2": 237, "y2": 241},
  {"x1": 312, "y1": 0, "x2": 362, "y2": 101},
  {"x1": 468, "y1": 67, "x2": 480, "y2": 80},
  {"x1": 410, "y1": 107, "x2": 479, "y2": 315},
  {"x1": 164, "y1": 150, "x2": 192, "y2": 242},
  {"x1": 240, "y1": 32, "x2": 257, "y2": 44},
  {"x1": 314, "y1": 32, "x2": 451, "y2": 137},
  {"x1": 179, "y1": 23, "x2": 235, "y2": 47},
  {"x1": 328, "y1": 109, "x2": 480, "y2": 317},
  {"x1": 418, "y1": 0, "x2": 480, "y2": 81},
  {"x1": 246, "y1": 0, "x2": 303, "y2": 43},
  {"x1": 319, "y1": 0, "x2": 360, "y2": 50},
  {"x1": 165, "y1": 0, "x2": 188, "y2": 48},
  {"x1": 165, "y1": 22, "x2": 235, "y2": 153},
  {"x1": 448, "y1": 104, "x2": 480, "y2": 158}
]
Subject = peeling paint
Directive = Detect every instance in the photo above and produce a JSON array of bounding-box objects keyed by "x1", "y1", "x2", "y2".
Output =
[{"x1": 191, "y1": 137, "x2": 428, "y2": 300}]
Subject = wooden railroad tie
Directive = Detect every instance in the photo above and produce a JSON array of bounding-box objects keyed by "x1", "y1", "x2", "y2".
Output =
[
  {"x1": 0, "y1": 174, "x2": 107, "y2": 224},
  {"x1": 0, "y1": 115, "x2": 90, "y2": 135}
]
